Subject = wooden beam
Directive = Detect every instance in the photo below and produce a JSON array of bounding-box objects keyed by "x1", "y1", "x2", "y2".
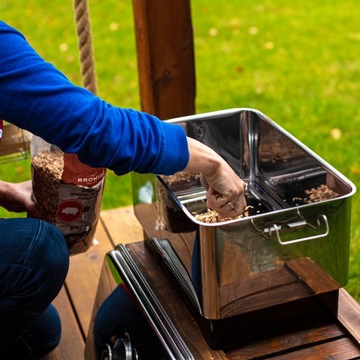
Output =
[{"x1": 132, "y1": 0, "x2": 196, "y2": 119}]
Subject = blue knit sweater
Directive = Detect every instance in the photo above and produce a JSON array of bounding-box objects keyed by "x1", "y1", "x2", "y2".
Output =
[{"x1": 0, "y1": 21, "x2": 189, "y2": 175}]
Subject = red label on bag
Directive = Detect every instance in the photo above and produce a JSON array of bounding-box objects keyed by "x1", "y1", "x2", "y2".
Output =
[
  {"x1": 56, "y1": 199, "x2": 83, "y2": 222},
  {"x1": 62, "y1": 153, "x2": 106, "y2": 187}
]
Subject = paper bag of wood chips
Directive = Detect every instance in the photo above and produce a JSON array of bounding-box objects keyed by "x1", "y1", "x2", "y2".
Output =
[{"x1": 30, "y1": 136, "x2": 106, "y2": 255}]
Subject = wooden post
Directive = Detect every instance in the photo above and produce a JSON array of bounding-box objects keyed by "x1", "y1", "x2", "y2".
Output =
[{"x1": 132, "y1": 0, "x2": 196, "y2": 119}]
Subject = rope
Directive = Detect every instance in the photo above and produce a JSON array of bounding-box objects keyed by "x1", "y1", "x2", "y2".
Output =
[
  {"x1": 73, "y1": 0, "x2": 97, "y2": 95},
  {"x1": 73, "y1": 0, "x2": 107, "y2": 177}
]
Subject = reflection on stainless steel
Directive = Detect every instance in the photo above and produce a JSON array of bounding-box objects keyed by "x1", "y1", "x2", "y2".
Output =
[
  {"x1": 131, "y1": 108, "x2": 356, "y2": 349},
  {"x1": 101, "y1": 332, "x2": 138, "y2": 360},
  {"x1": 92, "y1": 246, "x2": 194, "y2": 360}
]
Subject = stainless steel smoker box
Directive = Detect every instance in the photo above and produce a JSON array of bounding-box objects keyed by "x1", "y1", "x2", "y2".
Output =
[{"x1": 132, "y1": 108, "x2": 356, "y2": 349}]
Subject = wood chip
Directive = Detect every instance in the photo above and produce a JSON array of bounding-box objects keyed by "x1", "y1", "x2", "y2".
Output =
[
  {"x1": 293, "y1": 184, "x2": 340, "y2": 204},
  {"x1": 194, "y1": 206, "x2": 253, "y2": 223}
]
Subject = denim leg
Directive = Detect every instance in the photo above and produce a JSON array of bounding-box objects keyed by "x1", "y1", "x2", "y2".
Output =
[
  {"x1": 0, "y1": 304, "x2": 62, "y2": 359},
  {"x1": 0, "y1": 218, "x2": 69, "y2": 358}
]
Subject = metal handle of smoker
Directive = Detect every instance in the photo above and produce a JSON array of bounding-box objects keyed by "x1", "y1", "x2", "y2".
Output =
[{"x1": 269, "y1": 214, "x2": 329, "y2": 245}]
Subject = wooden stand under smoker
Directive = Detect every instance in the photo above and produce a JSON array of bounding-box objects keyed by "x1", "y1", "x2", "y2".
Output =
[
  {"x1": 125, "y1": 204, "x2": 360, "y2": 358},
  {"x1": 85, "y1": 236, "x2": 360, "y2": 359}
]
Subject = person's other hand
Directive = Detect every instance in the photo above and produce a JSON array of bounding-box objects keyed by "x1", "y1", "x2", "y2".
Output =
[{"x1": 0, "y1": 180, "x2": 42, "y2": 218}]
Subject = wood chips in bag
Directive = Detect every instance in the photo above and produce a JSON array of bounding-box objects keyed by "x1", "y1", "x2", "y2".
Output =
[{"x1": 31, "y1": 136, "x2": 106, "y2": 255}]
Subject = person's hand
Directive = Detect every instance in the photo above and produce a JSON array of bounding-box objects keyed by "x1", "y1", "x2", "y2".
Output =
[
  {"x1": 184, "y1": 137, "x2": 247, "y2": 218},
  {"x1": 0, "y1": 180, "x2": 42, "y2": 218}
]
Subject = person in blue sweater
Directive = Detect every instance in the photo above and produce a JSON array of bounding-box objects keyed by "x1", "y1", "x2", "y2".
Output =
[{"x1": 0, "y1": 20, "x2": 246, "y2": 358}]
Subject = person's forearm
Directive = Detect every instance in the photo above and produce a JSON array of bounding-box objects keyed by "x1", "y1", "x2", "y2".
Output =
[
  {"x1": 183, "y1": 137, "x2": 221, "y2": 176},
  {"x1": 0, "y1": 21, "x2": 189, "y2": 176}
]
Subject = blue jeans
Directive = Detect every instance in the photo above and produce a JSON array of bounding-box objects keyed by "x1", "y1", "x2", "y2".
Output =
[{"x1": 0, "y1": 218, "x2": 69, "y2": 359}]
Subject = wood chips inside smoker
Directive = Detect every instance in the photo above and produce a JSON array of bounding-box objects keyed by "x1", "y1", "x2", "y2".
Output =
[
  {"x1": 303, "y1": 184, "x2": 339, "y2": 203},
  {"x1": 195, "y1": 184, "x2": 339, "y2": 224},
  {"x1": 194, "y1": 206, "x2": 252, "y2": 223}
]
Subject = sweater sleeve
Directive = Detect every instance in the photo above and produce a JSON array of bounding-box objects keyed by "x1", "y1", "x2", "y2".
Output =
[{"x1": 0, "y1": 21, "x2": 189, "y2": 176}]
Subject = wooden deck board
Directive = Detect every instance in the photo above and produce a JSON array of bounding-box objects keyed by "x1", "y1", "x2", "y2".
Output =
[
  {"x1": 41, "y1": 287, "x2": 85, "y2": 360},
  {"x1": 44, "y1": 205, "x2": 142, "y2": 360},
  {"x1": 99, "y1": 206, "x2": 144, "y2": 245},
  {"x1": 66, "y1": 220, "x2": 115, "y2": 336}
]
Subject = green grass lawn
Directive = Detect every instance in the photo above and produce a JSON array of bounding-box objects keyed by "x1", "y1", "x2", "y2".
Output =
[{"x1": 2, "y1": 1, "x2": 360, "y2": 299}]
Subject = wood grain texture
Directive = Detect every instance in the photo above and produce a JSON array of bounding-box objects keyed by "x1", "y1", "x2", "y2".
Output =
[{"x1": 132, "y1": 0, "x2": 196, "y2": 119}]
